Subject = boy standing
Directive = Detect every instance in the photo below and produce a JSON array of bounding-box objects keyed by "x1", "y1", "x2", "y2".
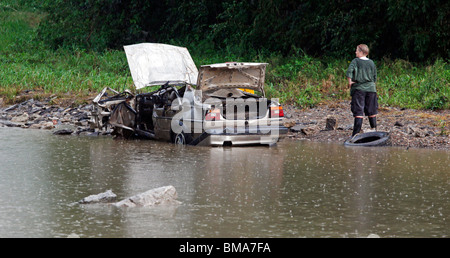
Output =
[{"x1": 346, "y1": 44, "x2": 378, "y2": 137}]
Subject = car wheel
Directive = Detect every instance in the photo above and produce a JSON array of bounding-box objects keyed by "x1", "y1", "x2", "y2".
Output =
[{"x1": 173, "y1": 132, "x2": 193, "y2": 145}]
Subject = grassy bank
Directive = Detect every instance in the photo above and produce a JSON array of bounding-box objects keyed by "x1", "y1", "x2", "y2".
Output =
[
  {"x1": 264, "y1": 56, "x2": 450, "y2": 110},
  {"x1": 1, "y1": 7, "x2": 449, "y2": 110},
  {"x1": 0, "y1": 6, "x2": 130, "y2": 104}
]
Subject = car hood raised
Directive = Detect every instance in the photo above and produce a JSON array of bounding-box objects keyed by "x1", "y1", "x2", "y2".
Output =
[
  {"x1": 197, "y1": 62, "x2": 267, "y2": 92},
  {"x1": 123, "y1": 43, "x2": 199, "y2": 89}
]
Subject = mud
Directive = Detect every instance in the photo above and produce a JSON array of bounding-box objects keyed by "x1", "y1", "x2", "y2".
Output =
[
  {"x1": 282, "y1": 101, "x2": 449, "y2": 150},
  {"x1": 1, "y1": 95, "x2": 448, "y2": 150}
]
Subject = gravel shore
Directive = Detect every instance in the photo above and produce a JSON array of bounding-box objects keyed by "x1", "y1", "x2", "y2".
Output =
[
  {"x1": 1, "y1": 95, "x2": 448, "y2": 150},
  {"x1": 282, "y1": 101, "x2": 449, "y2": 150}
]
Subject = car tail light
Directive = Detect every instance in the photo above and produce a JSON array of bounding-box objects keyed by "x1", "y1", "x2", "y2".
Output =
[
  {"x1": 205, "y1": 108, "x2": 221, "y2": 121},
  {"x1": 270, "y1": 106, "x2": 284, "y2": 118}
]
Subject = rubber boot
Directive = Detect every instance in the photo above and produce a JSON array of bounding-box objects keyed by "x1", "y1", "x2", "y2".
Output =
[
  {"x1": 369, "y1": 116, "x2": 377, "y2": 131},
  {"x1": 352, "y1": 117, "x2": 363, "y2": 136}
]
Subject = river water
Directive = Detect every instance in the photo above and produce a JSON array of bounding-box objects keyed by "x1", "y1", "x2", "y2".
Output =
[{"x1": 0, "y1": 127, "x2": 448, "y2": 238}]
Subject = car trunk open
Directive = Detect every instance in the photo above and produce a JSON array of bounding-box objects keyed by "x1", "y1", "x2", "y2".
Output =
[{"x1": 197, "y1": 62, "x2": 272, "y2": 120}]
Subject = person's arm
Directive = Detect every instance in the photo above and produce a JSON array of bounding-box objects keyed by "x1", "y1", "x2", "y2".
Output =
[
  {"x1": 348, "y1": 77, "x2": 355, "y2": 88},
  {"x1": 346, "y1": 59, "x2": 357, "y2": 89},
  {"x1": 374, "y1": 65, "x2": 377, "y2": 83}
]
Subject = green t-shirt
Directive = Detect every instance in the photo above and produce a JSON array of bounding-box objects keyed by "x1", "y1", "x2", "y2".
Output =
[{"x1": 346, "y1": 57, "x2": 377, "y2": 95}]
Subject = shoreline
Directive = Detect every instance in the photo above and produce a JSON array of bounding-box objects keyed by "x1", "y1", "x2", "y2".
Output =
[
  {"x1": 282, "y1": 101, "x2": 449, "y2": 150},
  {"x1": 1, "y1": 95, "x2": 449, "y2": 150}
]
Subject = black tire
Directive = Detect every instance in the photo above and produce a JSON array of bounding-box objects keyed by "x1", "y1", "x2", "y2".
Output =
[
  {"x1": 171, "y1": 120, "x2": 193, "y2": 145},
  {"x1": 344, "y1": 131, "x2": 391, "y2": 147},
  {"x1": 172, "y1": 131, "x2": 193, "y2": 145}
]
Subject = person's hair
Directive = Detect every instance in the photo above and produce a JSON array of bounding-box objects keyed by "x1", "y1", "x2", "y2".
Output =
[{"x1": 357, "y1": 44, "x2": 369, "y2": 55}]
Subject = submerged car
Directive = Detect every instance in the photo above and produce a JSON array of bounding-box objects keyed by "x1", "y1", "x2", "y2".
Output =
[{"x1": 90, "y1": 43, "x2": 287, "y2": 146}]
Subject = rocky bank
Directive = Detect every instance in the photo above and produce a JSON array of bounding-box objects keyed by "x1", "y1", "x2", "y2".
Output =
[
  {"x1": 0, "y1": 97, "x2": 96, "y2": 136},
  {"x1": 1, "y1": 95, "x2": 449, "y2": 150},
  {"x1": 282, "y1": 101, "x2": 449, "y2": 150}
]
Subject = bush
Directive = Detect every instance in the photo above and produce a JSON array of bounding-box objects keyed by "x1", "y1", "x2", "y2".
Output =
[
  {"x1": 1, "y1": 2, "x2": 449, "y2": 111},
  {"x1": 33, "y1": 0, "x2": 450, "y2": 61}
]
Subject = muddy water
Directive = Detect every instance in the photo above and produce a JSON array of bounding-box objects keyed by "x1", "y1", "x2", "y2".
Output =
[{"x1": 0, "y1": 127, "x2": 448, "y2": 237}]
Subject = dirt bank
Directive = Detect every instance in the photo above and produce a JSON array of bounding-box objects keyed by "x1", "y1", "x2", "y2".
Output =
[
  {"x1": 1, "y1": 93, "x2": 449, "y2": 150},
  {"x1": 282, "y1": 101, "x2": 449, "y2": 150}
]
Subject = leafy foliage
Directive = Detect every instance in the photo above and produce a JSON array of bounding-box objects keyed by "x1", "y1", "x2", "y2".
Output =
[
  {"x1": 30, "y1": 0, "x2": 450, "y2": 61},
  {"x1": 1, "y1": 1, "x2": 449, "y2": 110}
]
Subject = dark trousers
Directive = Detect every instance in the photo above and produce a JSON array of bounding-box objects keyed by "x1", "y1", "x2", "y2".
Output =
[
  {"x1": 351, "y1": 90, "x2": 378, "y2": 117},
  {"x1": 351, "y1": 90, "x2": 378, "y2": 136}
]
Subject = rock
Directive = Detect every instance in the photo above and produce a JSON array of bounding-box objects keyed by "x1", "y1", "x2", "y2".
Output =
[
  {"x1": 4, "y1": 104, "x2": 19, "y2": 112},
  {"x1": 11, "y1": 113, "x2": 29, "y2": 123},
  {"x1": 53, "y1": 129, "x2": 74, "y2": 135},
  {"x1": 325, "y1": 116, "x2": 337, "y2": 131},
  {"x1": 407, "y1": 125, "x2": 429, "y2": 138},
  {"x1": 30, "y1": 106, "x2": 42, "y2": 114},
  {"x1": 367, "y1": 233, "x2": 381, "y2": 238},
  {"x1": 29, "y1": 124, "x2": 42, "y2": 129},
  {"x1": 290, "y1": 124, "x2": 305, "y2": 132},
  {"x1": 67, "y1": 233, "x2": 81, "y2": 238},
  {"x1": 283, "y1": 121, "x2": 296, "y2": 128},
  {"x1": 338, "y1": 124, "x2": 353, "y2": 131},
  {"x1": 29, "y1": 113, "x2": 42, "y2": 121},
  {"x1": 41, "y1": 121, "x2": 55, "y2": 130},
  {"x1": 114, "y1": 185, "x2": 180, "y2": 208},
  {"x1": 78, "y1": 190, "x2": 117, "y2": 204},
  {"x1": 301, "y1": 125, "x2": 320, "y2": 135},
  {"x1": 289, "y1": 123, "x2": 320, "y2": 135},
  {"x1": 0, "y1": 119, "x2": 22, "y2": 127},
  {"x1": 394, "y1": 121, "x2": 404, "y2": 127}
]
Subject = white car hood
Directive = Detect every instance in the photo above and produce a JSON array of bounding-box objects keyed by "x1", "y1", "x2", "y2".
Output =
[{"x1": 123, "y1": 43, "x2": 199, "y2": 89}]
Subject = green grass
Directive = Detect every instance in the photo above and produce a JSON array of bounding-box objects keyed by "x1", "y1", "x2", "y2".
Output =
[
  {"x1": 1, "y1": 7, "x2": 449, "y2": 110},
  {"x1": 376, "y1": 59, "x2": 450, "y2": 110},
  {"x1": 263, "y1": 56, "x2": 450, "y2": 110},
  {"x1": 0, "y1": 7, "x2": 130, "y2": 103}
]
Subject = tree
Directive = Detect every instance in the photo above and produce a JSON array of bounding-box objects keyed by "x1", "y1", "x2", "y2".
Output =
[{"x1": 36, "y1": 0, "x2": 450, "y2": 61}]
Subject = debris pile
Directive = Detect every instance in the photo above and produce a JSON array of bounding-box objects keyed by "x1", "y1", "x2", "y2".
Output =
[{"x1": 0, "y1": 98, "x2": 95, "y2": 135}]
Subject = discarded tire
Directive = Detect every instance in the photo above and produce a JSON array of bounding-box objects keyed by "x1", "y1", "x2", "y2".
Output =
[{"x1": 344, "y1": 131, "x2": 391, "y2": 147}]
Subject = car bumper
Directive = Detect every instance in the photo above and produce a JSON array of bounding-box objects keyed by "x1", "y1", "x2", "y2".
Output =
[{"x1": 197, "y1": 126, "x2": 288, "y2": 146}]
